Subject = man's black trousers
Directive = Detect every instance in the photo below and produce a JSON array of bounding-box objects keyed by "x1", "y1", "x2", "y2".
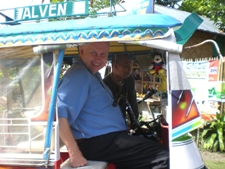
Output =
[{"x1": 78, "y1": 131, "x2": 169, "y2": 169}]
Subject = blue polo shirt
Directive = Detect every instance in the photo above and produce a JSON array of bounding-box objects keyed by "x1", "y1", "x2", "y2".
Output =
[{"x1": 57, "y1": 58, "x2": 127, "y2": 139}]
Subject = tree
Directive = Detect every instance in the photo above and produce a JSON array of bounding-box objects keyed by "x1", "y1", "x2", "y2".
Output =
[
  {"x1": 179, "y1": 0, "x2": 225, "y2": 32},
  {"x1": 89, "y1": 0, "x2": 120, "y2": 17},
  {"x1": 200, "y1": 112, "x2": 225, "y2": 152}
]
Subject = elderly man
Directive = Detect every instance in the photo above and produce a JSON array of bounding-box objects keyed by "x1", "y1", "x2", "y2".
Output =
[{"x1": 57, "y1": 42, "x2": 169, "y2": 169}]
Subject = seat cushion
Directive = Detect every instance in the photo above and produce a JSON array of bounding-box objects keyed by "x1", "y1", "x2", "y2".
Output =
[{"x1": 61, "y1": 159, "x2": 108, "y2": 169}]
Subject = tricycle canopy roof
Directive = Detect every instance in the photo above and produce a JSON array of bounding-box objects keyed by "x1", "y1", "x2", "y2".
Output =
[{"x1": 0, "y1": 14, "x2": 181, "y2": 48}]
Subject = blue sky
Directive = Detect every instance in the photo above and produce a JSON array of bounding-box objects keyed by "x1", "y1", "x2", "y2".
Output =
[{"x1": 0, "y1": 0, "x2": 43, "y2": 10}]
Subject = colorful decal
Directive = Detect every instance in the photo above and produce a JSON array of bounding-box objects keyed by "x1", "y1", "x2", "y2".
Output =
[{"x1": 172, "y1": 90, "x2": 202, "y2": 139}]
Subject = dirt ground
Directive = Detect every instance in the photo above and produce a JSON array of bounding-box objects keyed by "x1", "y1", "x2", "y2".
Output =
[{"x1": 200, "y1": 149, "x2": 225, "y2": 169}]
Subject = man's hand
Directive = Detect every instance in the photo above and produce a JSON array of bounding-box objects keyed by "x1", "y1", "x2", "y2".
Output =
[
  {"x1": 69, "y1": 147, "x2": 87, "y2": 167},
  {"x1": 59, "y1": 118, "x2": 87, "y2": 167}
]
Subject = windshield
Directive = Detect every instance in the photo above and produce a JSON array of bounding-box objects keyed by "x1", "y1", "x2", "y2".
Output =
[{"x1": 0, "y1": 46, "x2": 55, "y2": 166}]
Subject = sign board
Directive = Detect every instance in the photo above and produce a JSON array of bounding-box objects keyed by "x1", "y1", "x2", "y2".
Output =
[
  {"x1": 182, "y1": 60, "x2": 223, "y2": 120},
  {"x1": 14, "y1": 1, "x2": 89, "y2": 21},
  {"x1": 182, "y1": 61, "x2": 209, "y2": 79}
]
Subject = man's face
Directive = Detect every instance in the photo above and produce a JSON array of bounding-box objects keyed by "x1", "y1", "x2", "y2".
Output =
[
  {"x1": 80, "y1": 42, "x2": 109, "y2": 74},
  {"x1": 115, "y1": 56, "x2": 132, "y2": 79}
]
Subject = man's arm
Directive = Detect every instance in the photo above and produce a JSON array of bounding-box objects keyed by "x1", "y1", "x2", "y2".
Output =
[{"x1": 59, "y1": 118, "x2": 87, "y2": 167}]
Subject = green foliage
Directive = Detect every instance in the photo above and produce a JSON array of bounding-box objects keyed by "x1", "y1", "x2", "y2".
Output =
[
  {"x1": 179, "y1": 0, "x2": 225, "y2": 32},
  {"x1": 51, "y1": 0, "x2": 64, "y2": 3},
  {"x1": 201, "y1": 112, "x2": 225, "y2": 152}
]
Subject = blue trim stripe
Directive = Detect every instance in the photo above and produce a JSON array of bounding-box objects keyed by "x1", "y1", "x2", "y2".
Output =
[{"x1": 172, "y1": 120, "x2": 202, "y2": 139}]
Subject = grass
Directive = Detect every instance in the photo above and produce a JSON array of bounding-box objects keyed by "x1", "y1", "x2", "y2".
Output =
[{"x1": 204, "y1": 161, "x2": 225, "y2": 169}]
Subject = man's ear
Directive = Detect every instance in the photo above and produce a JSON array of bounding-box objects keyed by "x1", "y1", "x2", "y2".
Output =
[
  {"x1": 114, "y1": 62, "x2": 119, "y2": 69},
  {"x1": 79, "y1": 46, "x2": 84, "y2": 55}
]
